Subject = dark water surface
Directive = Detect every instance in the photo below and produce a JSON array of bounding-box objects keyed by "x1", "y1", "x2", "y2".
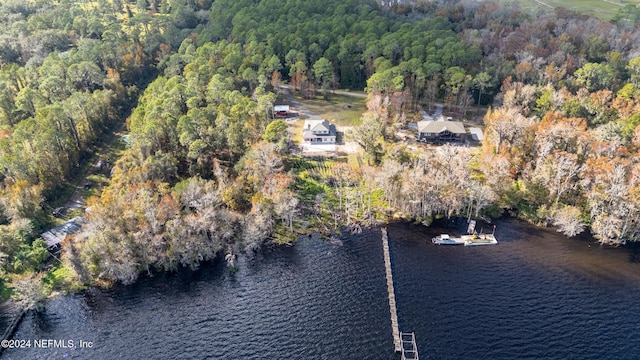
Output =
[{"x1": 3, "y1": 217, "x2": 640, "y2": 359}]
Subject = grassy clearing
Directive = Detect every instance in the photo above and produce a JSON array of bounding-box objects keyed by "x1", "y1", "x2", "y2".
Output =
[
  {"x1": 82, "y1": 173, "x2": 110, "y2": 198},
  {"x1": 347, "y1": 153, "x2": 361, "y2": 169},
  {"x1": 295, "y1": 94, "x2": 366, "y2": 127},
  {"x1": 42, "y1": 264, "x2": 85, "y2": 294},
  {"x1": 286, "y1": 156, "x2": 348, "y2": 176},
  {"x1": 288, "y1": 157, "x2": 343, "y2": 232},
  {"x1": 512, "y1": 0, "x2": 640, "y2": 20},
  {"x1": 289, "y1": 118, "x2": 303, "y2": 144},
  {"x1": 49, "y1": 125, "x2": 128, "y2": 225},
  {"x1": 285, "y1": 155, "x2": 391, "y2": 232},
  {"x1": 287, "y1": 156, "x2": 346, "y2": 199},
  {"x1": 81, "y1": 138, "x2": 127, "y2": 198},
  {"x1": 544, "y1": 0, "x2": 635, "y2": 19},
  {"x1": 287, "y1": 93, "x2": 366, "y2": 145}
]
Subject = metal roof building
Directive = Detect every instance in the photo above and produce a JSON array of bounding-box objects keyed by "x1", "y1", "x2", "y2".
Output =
[
  {"x1": 40, "y1": 216, "x2": 85, "y2": 249},
  {"x1": 274, "y1": 105, "x2": 290, "y2": 112}
]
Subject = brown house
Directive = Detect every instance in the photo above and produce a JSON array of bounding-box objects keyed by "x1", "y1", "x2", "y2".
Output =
[{"x1": 417, "y1": 119, "x2": 466, "y2": 144}]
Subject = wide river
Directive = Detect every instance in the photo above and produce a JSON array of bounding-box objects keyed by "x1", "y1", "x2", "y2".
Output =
[{"x1": 2, "y1": 217, "x2": 640, "y2": 359}]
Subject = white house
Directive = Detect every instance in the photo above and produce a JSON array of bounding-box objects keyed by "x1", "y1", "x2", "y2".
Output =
[{"x1": 302, "y1": 119, "x2": 336, "y2": 144}]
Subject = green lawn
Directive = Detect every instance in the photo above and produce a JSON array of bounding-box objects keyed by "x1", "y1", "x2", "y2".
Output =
[
  {"x1": 295, "y1": 94, "x2": 366, "y2": 127},
  {"x1": 289, "y1": 119, "x2": 303, "y2": 144},
  {"x1": 549, "y1": 0, "x2": 639, "y2": 19},
  {"x1": 288, "y1": 93, "x2": 366, "y2": 146},
  {"x1": 517, "y1": 0, "x2": 640, "y2": 20}
]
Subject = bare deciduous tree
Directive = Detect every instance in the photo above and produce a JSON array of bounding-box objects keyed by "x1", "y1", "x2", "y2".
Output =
[
  {"x1": 551, "y1": 205, "x2": 585, "y2": 237},
  {"x1": 12, "y1": 273, "x2": 46, "y2": 311}
]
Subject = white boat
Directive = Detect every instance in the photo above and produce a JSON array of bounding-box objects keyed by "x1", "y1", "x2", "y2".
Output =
[
  {"x1": 431, "y1": 234, "x2": 465, "y2": 245},
  {"x1": 462, "y1": 234, "x2": 498, "y2": 246}
]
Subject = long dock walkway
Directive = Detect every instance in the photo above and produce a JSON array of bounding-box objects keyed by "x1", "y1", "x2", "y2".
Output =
[
  {"x1": 381, "y1": 227, "x2": 402, "y2": 353},
  {"x1": 0, "y1": 307, "x2": 26, "y2": 355}
]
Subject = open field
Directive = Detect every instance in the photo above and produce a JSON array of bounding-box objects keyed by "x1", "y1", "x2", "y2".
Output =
[
  {"x1": 282, "y1": 91, "x2": 365, "y2": 155},
  {"x1": 498, "y1": 0, "x2": 640, "y2": 20},
  {"x1": 543, "y1": 0, "x2": 639, "y2": 19},
  {"x1": 294, "y1": 93, "x2": 366, "y2": 127}
]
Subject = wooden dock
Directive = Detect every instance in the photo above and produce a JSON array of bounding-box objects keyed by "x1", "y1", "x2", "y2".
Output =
[
  {"x1": 381, "y1": 227, "x2": 402, "y2": 353},
  {"x1": 0, "y1": 308, "x2": 26, "y2": 355}
]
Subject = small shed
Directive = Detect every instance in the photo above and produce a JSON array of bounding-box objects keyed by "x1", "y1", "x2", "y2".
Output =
[
  {"x1": 274, "y1": 105, "x2": 290, "y2": 117},
  {"x1": 468, "y1": 127, "x2": 484, "y2": 142},
  {"x1": 40, "y1": 216, "x2": 85, "y2": 250}
]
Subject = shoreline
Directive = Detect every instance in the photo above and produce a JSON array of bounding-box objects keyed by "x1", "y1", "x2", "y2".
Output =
[{"x1": 1, "y1": 214, "x2": 635, "y2": 345}]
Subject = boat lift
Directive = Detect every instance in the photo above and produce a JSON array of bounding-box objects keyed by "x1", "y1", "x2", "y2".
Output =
[{"x1": 401, "y1": 332, "x2": 419, "y2": 360}]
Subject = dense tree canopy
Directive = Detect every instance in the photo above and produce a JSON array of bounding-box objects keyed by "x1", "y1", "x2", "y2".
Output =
[
  {"x1": 3, "y1": 0, "x2": 640, "y2": 289},
  {"x1": 68, "y1": 0, "x2": 640, "y2": 287},
  {"x1": 0, "y1": 0, "x2": 214, "y2": 294}
]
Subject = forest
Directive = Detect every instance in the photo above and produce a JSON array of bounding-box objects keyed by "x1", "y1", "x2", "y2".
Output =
[{"x1": 2, "y1": 0, "x2": 640, "y2": 295}]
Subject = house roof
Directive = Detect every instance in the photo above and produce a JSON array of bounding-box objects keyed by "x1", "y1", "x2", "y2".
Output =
[
  {"x1": 274, "y1": 105, "x2": 290, "y2": 112},
  {"x1": 303, "y1": 119, "x2": 336, "y2": 138},
  {"x1": 468, "y1": 127, "x2": 484, "y2": 141},
  {"x1": 40, "y1": 216, "x2": 85, "y2": 248},
  {"x1": 417, "y1": 119, "x2": 466, "y2": 134}
]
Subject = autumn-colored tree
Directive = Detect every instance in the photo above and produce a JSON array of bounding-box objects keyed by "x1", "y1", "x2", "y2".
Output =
[{"x1": 483, "y1": 106, "x2": 535, "y2": 154}]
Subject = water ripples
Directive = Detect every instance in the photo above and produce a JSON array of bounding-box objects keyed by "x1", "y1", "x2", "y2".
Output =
[{"x1": 3, "y1": 217, "x2": 640, "y2": 359}]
